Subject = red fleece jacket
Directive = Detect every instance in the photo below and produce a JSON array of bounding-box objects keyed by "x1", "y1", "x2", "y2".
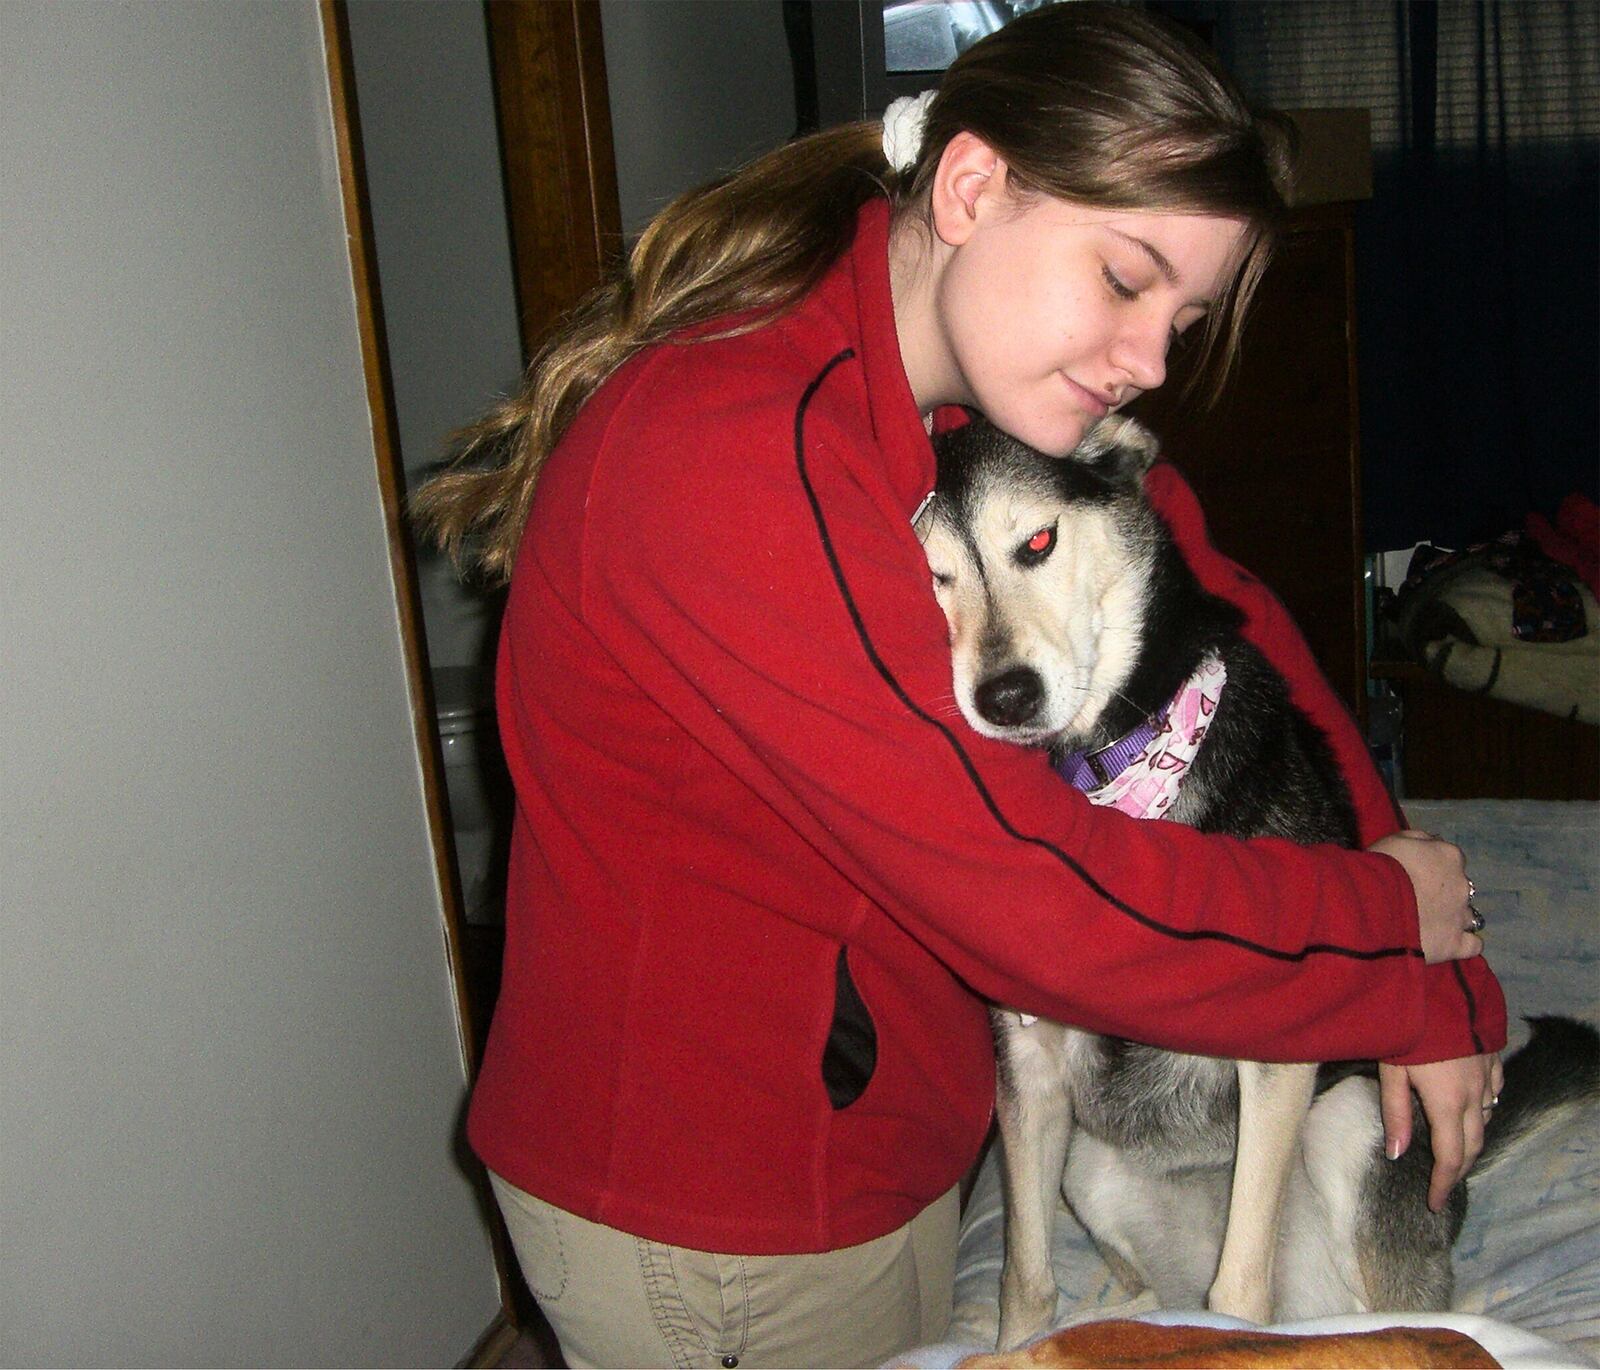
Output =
[{"x1": 467, "y1": 198, "x2": 1504, "y2": 1256}]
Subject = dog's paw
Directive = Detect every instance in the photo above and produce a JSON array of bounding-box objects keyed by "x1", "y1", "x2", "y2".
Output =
[{"x1": 997, "y1": 1271, "x2": 1058, "y2": 1351}]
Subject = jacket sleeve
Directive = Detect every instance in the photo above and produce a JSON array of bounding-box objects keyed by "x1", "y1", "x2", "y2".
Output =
[
  {"x1": 575, "y1": 352, "x2": 1453, "y2": 1065},
  {"x1": 1143, "y1": 461, "x2": 1506, "y2": 1062}
]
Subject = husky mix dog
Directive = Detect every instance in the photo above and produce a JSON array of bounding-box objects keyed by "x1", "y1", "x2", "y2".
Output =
[{"x1": 917, "y1": 413, "x2": 1598, "y2": 1349}]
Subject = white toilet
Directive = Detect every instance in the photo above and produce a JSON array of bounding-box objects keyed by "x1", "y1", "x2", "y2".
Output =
[{"x1": 432, "y1": 665, "x2": 510, "y2": 925}]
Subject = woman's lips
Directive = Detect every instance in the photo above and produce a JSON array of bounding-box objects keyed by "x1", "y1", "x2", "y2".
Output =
[{"x1": 1064, "y1": 374, "x2": 1110, "y2": 418}]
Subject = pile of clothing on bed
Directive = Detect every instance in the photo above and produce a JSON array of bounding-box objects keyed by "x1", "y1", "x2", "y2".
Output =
[{"x1": 1380, "y1": 494, "x2": 1598, "y2": 724}]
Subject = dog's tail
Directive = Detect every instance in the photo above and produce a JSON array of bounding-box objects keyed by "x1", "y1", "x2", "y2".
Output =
[{"x1": 1473, "y1": 1015, "x2": 1600, "y2": 1180}]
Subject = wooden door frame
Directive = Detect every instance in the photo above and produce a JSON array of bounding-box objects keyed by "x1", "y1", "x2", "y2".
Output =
[
  {"x1": 318, "y1": 1, "x2": 519, "y2": 1358},
  {"x1": 486, "y1": 0, "x2": 624, "y2": 359}
]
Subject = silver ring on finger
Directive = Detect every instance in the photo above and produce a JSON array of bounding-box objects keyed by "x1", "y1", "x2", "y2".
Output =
[{"x1": 1468, "y1": 908, "x2": 1485, "y2": 934}]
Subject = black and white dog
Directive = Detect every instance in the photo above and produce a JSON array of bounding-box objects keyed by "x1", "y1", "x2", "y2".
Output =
[{"x1": 917, "y1": 413, "x2": 1598, "y2": 1349}]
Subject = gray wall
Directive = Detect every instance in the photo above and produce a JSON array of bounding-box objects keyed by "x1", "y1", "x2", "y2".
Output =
[
  {"x1": 1, "y1": 2, "x2": 499, "y2": 1363},
  {"x1": 600, "y1": 0, "x2": 798, "y2": 237}
]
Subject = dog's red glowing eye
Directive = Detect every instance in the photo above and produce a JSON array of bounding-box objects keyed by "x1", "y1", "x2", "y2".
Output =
[{"x1": 1017, "y1": 524, "x2": 1057, "y2": 567}]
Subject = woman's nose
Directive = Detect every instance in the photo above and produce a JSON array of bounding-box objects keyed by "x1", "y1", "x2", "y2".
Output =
[{"x1": 1110, "y1": 316, "x2": 1168, "y2": 393}]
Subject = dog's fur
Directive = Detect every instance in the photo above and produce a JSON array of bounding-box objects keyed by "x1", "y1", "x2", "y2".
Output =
[{"x1": 918, "y1": 414, "x2": 1599, "y2": 1348}]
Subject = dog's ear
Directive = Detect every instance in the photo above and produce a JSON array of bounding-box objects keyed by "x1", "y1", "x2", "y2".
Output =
[{"x1": 1071, "y1": 416, "x2": 1161, "y2": 491}]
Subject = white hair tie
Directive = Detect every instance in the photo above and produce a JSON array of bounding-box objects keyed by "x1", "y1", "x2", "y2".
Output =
[{"x1": 882, "y1": 91, "x2": 937, "y2": 174}]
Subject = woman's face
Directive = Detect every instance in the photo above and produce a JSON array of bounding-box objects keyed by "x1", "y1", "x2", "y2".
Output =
[{"x1": 904, "y1": 155, "x2": 1250, "y2": 457}]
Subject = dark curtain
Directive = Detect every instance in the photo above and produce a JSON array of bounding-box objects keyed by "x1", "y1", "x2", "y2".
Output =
[{"x1": 1216, "y1": 0, "x2": 1599, "y2": 552}]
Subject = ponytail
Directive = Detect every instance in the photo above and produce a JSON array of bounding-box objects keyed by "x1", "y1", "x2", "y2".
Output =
[{"x1": 411, "y1": 123, "x2": 891, "y2": 585}]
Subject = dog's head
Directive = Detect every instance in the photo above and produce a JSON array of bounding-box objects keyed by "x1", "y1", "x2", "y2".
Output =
[{"x1": 916, "y1": 415, "x2": 1161, "y2": 750}]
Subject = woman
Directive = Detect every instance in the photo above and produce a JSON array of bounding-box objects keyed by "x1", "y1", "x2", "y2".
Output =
[{"x1": 416, "y1": 6, "x2": 1503, "y2": 1365}]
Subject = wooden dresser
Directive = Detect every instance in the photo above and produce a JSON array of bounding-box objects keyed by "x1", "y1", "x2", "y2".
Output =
[{"x1": 1369, "y1": 658, "x2": 1599, "y2": 799}]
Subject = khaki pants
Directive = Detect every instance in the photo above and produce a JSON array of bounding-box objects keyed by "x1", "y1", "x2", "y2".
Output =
[{"x1": 489, "y1": 1173, "x2": 958, "y2": 1369}]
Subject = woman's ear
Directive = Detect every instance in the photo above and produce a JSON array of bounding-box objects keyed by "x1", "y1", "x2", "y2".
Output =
[{"x1": 929, "y1": 131, "x2": 1007, "y2": 248}]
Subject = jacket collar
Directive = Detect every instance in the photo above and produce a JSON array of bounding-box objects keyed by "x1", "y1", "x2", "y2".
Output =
[{"x1": 825, "y1": 197, "x2": 937, "y2": 520}]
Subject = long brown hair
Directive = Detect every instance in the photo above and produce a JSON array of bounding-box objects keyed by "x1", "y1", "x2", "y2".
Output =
[{"x1": 413, "y1": 3, "x2": 1293, "y2": 585}]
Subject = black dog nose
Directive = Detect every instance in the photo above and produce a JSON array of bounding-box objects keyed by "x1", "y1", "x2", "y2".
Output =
[{"x1": 975, "y1": 667, "x2": 1044, "y2": 728}]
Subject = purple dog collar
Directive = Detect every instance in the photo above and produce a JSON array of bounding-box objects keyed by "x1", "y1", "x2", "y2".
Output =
[
  {"x1": 1052, "y1": 655, "x2": 1229, "y2": 820},
  {"x1": 1054, "y1": 715, "x2": 1166, "y2": 793}
]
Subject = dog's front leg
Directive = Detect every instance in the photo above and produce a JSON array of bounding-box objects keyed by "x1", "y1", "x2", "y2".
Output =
[
  {"x1": 995, "y1": 1027, "x2": 1074, "y2": 1351},
  {"x1": 1207, "y1": 1060, "x2": 1317, "y2": 1324}
]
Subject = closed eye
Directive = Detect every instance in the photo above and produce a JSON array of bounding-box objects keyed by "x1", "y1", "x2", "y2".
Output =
[
  {"x1": 1016, "y1": 524, "x2": 1056, "y2": 566},
  {"x1": 1102, "y1": 266, "x2": 1139, "y2": 301}
]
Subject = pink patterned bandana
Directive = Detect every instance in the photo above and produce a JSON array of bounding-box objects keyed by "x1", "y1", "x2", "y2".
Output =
[{"x1": 1074, "y1": 654, "x2": 1227, "y2": 820}]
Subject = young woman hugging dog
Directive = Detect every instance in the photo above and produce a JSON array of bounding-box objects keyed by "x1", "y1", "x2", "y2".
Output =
[{"x1": 414, "y1": 6, "x2": 1502, "y2": 1365}]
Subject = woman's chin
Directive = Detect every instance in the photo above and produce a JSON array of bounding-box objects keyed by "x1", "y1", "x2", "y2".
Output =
[{"x1": 983, "y1": 411, "x2": 1094, "y2": 460}]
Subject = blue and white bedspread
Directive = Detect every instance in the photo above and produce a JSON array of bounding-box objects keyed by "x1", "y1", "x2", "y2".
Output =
[{"x1": 928, "y1": 800, "x2": 1600, "y2": 1368}]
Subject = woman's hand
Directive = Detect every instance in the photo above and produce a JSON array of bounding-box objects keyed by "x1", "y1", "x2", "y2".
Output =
[
  {"x1": 1379, "y1": 1053, "x2": 1505, "y2": 1211},
  {"x1": 1368, "y1": 829, "x2": 1483, "y2": 964}
]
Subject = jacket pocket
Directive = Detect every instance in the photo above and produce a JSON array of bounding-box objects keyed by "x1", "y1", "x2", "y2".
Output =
[{"x1": 821, "y1": 946, "x2": 877, "y2": 1109}]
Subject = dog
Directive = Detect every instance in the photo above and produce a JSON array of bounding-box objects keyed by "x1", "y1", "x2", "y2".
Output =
[{"x1": 917, "y1": 413, "x2": 1599, "y2": 1348}]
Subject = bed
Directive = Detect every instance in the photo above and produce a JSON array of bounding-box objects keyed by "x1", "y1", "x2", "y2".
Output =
[{"x1": 896, "y1": 799, "x2": 1600, "y2": 1369}]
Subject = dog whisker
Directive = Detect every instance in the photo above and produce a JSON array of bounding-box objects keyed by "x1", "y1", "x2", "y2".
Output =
[{"x1": 921, "y1": 693, "x2": 965, "y2": 722}]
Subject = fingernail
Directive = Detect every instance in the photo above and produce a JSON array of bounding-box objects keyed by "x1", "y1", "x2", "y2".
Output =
[{"x1": 1386, "y1": 1137, "x2": 1401, "y2": 1160}]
